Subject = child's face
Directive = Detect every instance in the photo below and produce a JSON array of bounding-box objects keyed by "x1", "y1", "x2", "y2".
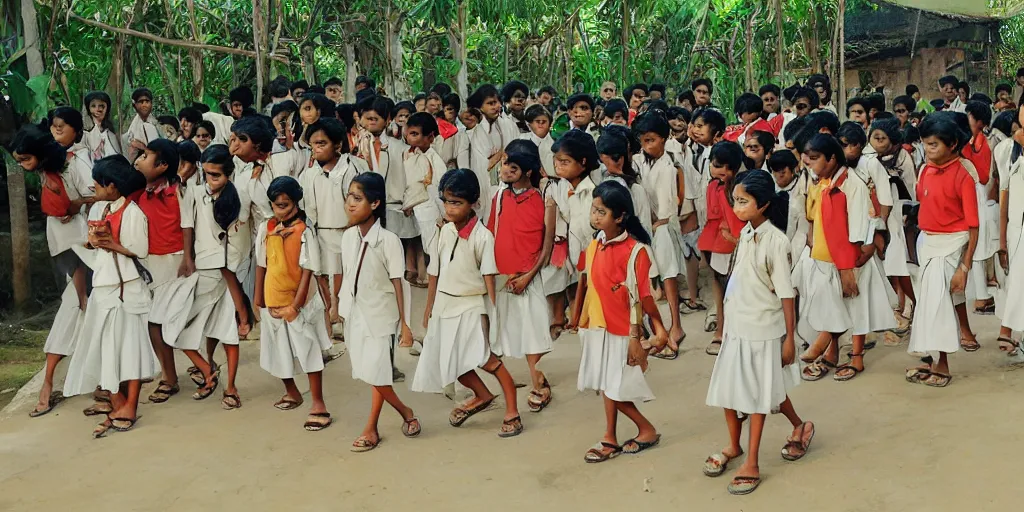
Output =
[
  {"x1": 326, "y1": 84, "x2": 344, "y2": 103},
  {"x1": 772, "y1": 166, "x2": 796, "y2": 188},
  {"x1": 569, "y1": 102, "x2": 593, "y2": 127},
  {"x1": 793, "y1": 96, "x2": 813, "y2": 117},
  {"x1": 679, "y1": 98, "x2": 694, "y2": 111},
  {"x1": 459, "y1": 110, "x2": 479, "y2": 130},
  {"x1": 404, "y1": 125, "x2": 434, "y2": 151},
  {"x1": 761, "y1": 92, "x2": 778, "y2": 114},
  {"x1": 848, "y1": 104, "x2": 867, "y2": 125},
  {"x1": 499, "y1": 159, "x2": 529, "y2": 186},
  {"x1": 395, "y1": 109, "x2": 411, "y2": 127},
  {"x1": 180, "y1": 117, "x2": 195, "y2": 139},
  {"x1": 589, "y1": 196, "x2": 621, "y2": 235},
  {"x1": 840, "y1": 137, "x2": 863, "y2": 162},
  {"x1": 605, "y1": 111, "x2": 628, "y2": 126},
  {"x1": 299, "y1": 100, "x2": 320, "y2": 126},
  {"x1": 537, "y1": 92, "x2": 552, "y2": 105},
  {"x1": 309, "y1": 130, "x2": 339, "y2": 163},
  {"x1": 691, "y1": 117, "x2": 715, "y2": 145},
  {"x1": 629, "y1": 89, "x2": 646, "y2": 110},
  {"x1": 134, "y1": 97, "x2": 153, "y2": 118},
  {"x1": 444, "y1": 105, "x2": 458, "y2": 123},
  {"x1": 801, "y1": 150, "x2": 836, "y2": 178},
  {"x1": 229, "y1": 132, "x2": 261, "y2": 162},
  {"x1": 639, "y1": 132, "x2": 666, "y2": 159},
  {"x1": 203, "y1": 163, "x2": 229, "y2": 194},
  {"x1": 480, "y1": 96, "x2": 502, "y2": 120},
  {"x1": 12, "y1": 152, "x2": 39, "y2": 172},
  {"x1": 50, "y1": 117, "x2": 76, "y2": 147},
  {"x1": 92, "y1": 181, "x2": 119, "y2": 202},
  {"x1": 345, "y1": 182, "x2": 377, "y2": 225},
  {"x1": 195, "y1": 127, "x2": 213, "y2": 149},
  {"x1": 529, "y1": 116, "x2": 551, "y2": 138},
  {"x1": 669, "y1": 118, "x2": 688, "y2": 138},
  {"x1": 999, "y1": 90, "x2": 1011, "y2": 102},
  {"x1": 894, "y1": 104, "x2": 910, "y2": 126},
  {"x1": 230, "y1": 101, "x2": 244, "y2": 119},
  {"x1": 732, "y1": 183, "x2": 765, "y2": 223},
  {"x1": 743, "y1": 139, "x2": 766, "y2": 166},
  {"x1": 134, "y1": 148, "x2": 167, "y2": 181},
  {"x1": 739, "y1": 111, "x2": 760, "y2": 125},
  {"x1": 599, "y1": 154, "x2": 623, "y2": 176},
  {"x1": 441, "y1": 189, "x2": 473, "y2": 224},
  {"x1": 649, "y1": 90, "x2": 663, "y2": 101},
  {"x1": 553, "y1": 149, "x2": 585, "y2": 180},
  {"x1": 958, "y1": 88, "x2": 969, "y2": 103},
  {"x1": 88, "y1": 99, "x2": 108, "y2": 123},
  {"x1": 414, "y1": 99, "x2": 426, "y2": 112},
  {"x1": 160, "y1": 123, "x2": 180, "y2": 140},
  {"x1": 292, "y1": 88, "x2": 306, "y2": 99},
  {"x1": 361, "y1": 110, "x2": 389, "y2": 135},
  {"x1": 710, "y1": 159, "x2": 736, "y2": 182},
  {"x1": 425, "y1": 99, "x2": 442, "y2": 115},
  {"x1": 508, "y1": 92, "x2": 527, "y2": 114},
  {"x1": 940, "y1": 83, "x2": 957, "y2": 102},
  {"x1": 922, "y1": 135, "x2": 956, "y2": 164},
  {"x1": 869, "y1": 130, "x2": 893, "y2": 155},
  {"x1": 178, "y1": 161, "x2": 197, "y2": 181},
  {"x1": 271, "y1": 192, "x2": 298, "y2": 222},
  {"x1": 693, "y1": 85, "x2": 711, "y2": 106}
]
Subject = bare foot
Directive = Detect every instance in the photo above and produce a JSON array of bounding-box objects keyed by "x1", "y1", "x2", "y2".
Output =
[
  {"x1": 668, "y1": 325, "x2": 685, "y2": 351},
  {"x1": 33, "y1": 382, "x2": 54, "y2": 414}
]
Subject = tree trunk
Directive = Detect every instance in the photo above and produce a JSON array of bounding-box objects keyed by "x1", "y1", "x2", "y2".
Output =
[
  {"x1": 12, "y1": 0, "x2": 42, "y2": 309},
  {"x1": 838, "y1": 0, "x2": 846, "y2": 121},
  {"x1": 384, "y1": 7, "x2": 410, "y2": 98},
  {"x1": 745, "y1": 12, "x2": 756, "y2": 92},
  {"x1": 186, "y1": 0, "x2": 204, "y2": 100},
  {"x1": 683, "y1": 1, "x2": 710, "y2": 83},
  {"x1": 620, "y1": 0, "x2": 630, "y2": 85},
  {"x1": 344, "y1": 42, "x2": 358, "y2": 101},
  {"x1": 503, "y1": 33, "x2": 510, "y2": 83},
  {"x1": 301, "y1": 46, "x2": 317, "y2": 84},
  {"x1": 809, "y1": 3, "x2": 821, "y2": 74},
  {"x1": 830, "y1": 0, "x2": 841, "y2": 83},
  {"x1": 774, "y1": 0, "x2": 785, "y2": 79},
  {"x1": 450, "y1": 1, "x2": 469, "y2": 100},
  {"x1": 252, "y1": 0, "x2": 266, "y2": 104},
  {"x1": 154, "y1": 44, "x2": 183, "y2": 111}
]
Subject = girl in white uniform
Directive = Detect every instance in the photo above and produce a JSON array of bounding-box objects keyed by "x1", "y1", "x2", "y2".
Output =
[
  {"x1": 122, "y1": 88, "x2": 163, "y2": 161},
  {"x1": 704, "y1": 170, "x2": 814, "y2": 495},
  {"x1": 412, "y1": 168, "x2": 524, "y2": 437},
  {"x1": 12, "y1": 127, "x2": 94, "y2": 417},
  {"x1": 520, "y1": 104, "x2": 555, "y2": 178},
  {"x1": 997, "y1": 131, "x2": 1024, "y2": 355},
  {"x1": 569, "y1": 181, "x2": 668, "y2": 463},
  {"x1": 254, "y1": 176, "x2": 333, "y2": 431},
  {"x1": 63, "y1": 155, "x2": 155, "y2": 437},
  {"x1": 401, "y1": 112, "x2": 446, "y2": 289},
  {"x1": 338, "y1": 172, "x2": 420, "y2": 452},
  {"x1": 82, "y1": 91, "x2": 123, "y2": 160},
  {"x1": 49, "y1": 107, "x2": 94, "y2": 188}
]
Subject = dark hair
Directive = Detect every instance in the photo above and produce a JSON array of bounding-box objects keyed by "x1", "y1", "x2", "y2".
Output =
[
  {"x1": 191, "y1": 101, "x2": 211, "y2": 114},
  {"x1": 791, "y1": 87, "x2": 820, "y2": 109},
  {"x1": 902, "y1": 123, "x2": 921, "y2": 145},
  {"x1": 467, "y1": 84, "x2": 499, "y2": 109},
  {"x1": 442, "y1": 93, "x2": 461, "y2": 112},
  {"x1": 734, "y1": 93, "x2": 763, "y2": 116},
  {"x1": 195, "y1": 119, "x2": 216, "y2": 139},
  {"x1": 645, "y1": 99, "x2": 670, "y2": 113},
  {"x1": 406, "y1": 111, "x2": 439, "y2": 137},
  {"x1": 291, "y1": 80, "x2": 310, "y2": 94},
  {"x1": 970, "y1": 93, "x2": 992, "y2": 105},
  {"x1": 231, "y1": 115, "x2": 276, "y2": 153},
  {"x1": 597, "y1": 125, "x2": 640, "y2": 187},
  {"x1": 335, "y1": 103, "x2": 358, "y2": 132},
  {"x1": 806, "y1": 110, "x2": 840, "y2": 135},
  {"x1": 178, "y1": 139, "x2": 201, "y2": 165},
  {"x1": 625, "y1": 83, "x2": 649, "y2": 98},
  {"x1": 355, "y1": 75, "x2": 375, "y2": 90},
  {"x1": 178, "y1": 107, "x2": 202, "y2": 127},
  {"x1": 758, "y1": 83, "x2": 782, "y2": 98},
  {"x1": 501, "y1": 80, "x2": 529, "y2": 102},
  {"x1": 866, "y1": 93, "x2": 886, "y2": 114},
  {"x1": 869, "y1": 118, "x2": 903, "y2": 147},
  {"x1": 750, "y1": 130, "x2": 776, "y2": 152},
  {"x1": 50, "y1": 106, "x2": 84, "y2": 143},
  {"x1": 229, "y1": 86, "x2": 255, "y2": 108},
  {"x1": 157, "y1": 115, "x2": 180, "y2": 133},
  {"x1": 937, "y1": 75, "x2": 959, "y2": 89},
  {"x1": 632, "y1": 110, "x2": 670, "y2": 138},
  {"x1": 270, "y1": 100, "x2": 298, "y2": 119},
  {"x1": 392, "y1": 100, "x2": 415, "y2": 118},
  {"x1": 965, "y1": 100, "x2": 992, "y2": 126},
  {"x1": 666, "y1": 106, "x2": 691, "y2": 123},
  {"x1": 11, "y1": 125, "x2": 66, "y2": 173},
  {"x1": 93, "y1": 154, "x2": 146, "y2": 196},
  {"x1": 429, "y1": 82, "x2": 452, "y2": 97},
  {"x1": 299, "y1": 93, "x2": 336, "y2": 120},
  {"x1": 306, "y1": 117, "x2": 350, "y2": 155},
  {"x1": 892, "y1": 95, "x2": 915, "y2": 112},
  {"x1": 768, "y1": 149, "x2": 799, "y2": 173},
  {"x1": 201, "y1": 144, "x2": 241, "y2": 230},
  {"x1": 566, "y1": 93, "x2": 595, "y2": 110},
  {"x1": 131, "y1": 88, "x2": 153, "y2": 103},
  {"x1": 603, "y1": 99, "x2": 629, "y2": 120},
  {"x1": 351, "y1": 172, "x2": 388, "y2": 227},
  {"x1": 267, "y1": 175, "x2": 304, "y2": 205},
  {"x1": 992, "y1": 110, "x2": 1016, "y2": 138},
  {"x1": 996, "y1": 83, "x2": 1013, "y2": 96},
  {"x1": 918, "y1": 112, "x2": 967, "y2": 152},
  {"x1": 837, "y1": 121, "x2": 868, "y2": 147},
  {"x1": 324, "y1": 76, "x2": 344, "y2": 88},
  {"x1": 358, "y1": 96, "x2": 393, "y2": 120},
  {"x1": 783, "y1": 116, "x2": 809, "y2": 144},
  {"x1": 676, "y1": 90, "x2": 696, "y2": 106},
  {"x1": 692, "y1": 107, "x2": 726, "y2": 136},
  {"x1": 438, "y1": 168, "x2": 481, "y2": 204},
  {"x1": 307, "y1": 84, "x2": 325, "y2": 95},
  {"x1": 538, "y1": 85, "x2": 557, "y2": 97},
  {"x1": 650, "y1": 83, "x2": 666, "y2": 96},
  {"x1": 592, "y1": 181, "x2": 651, "y2": 245},
  {"x1": 551, "y1": 129, "x2": 600, "y2": 172},
  {"x1": 503, "y1": 139, "x2": 542, "y2": 188},
  {"x1": 691, "y1": 78, "x2": 713, "y2": 95},
  {"x1": 710, "y1": 141, "x2": 743, "y2": 172},
  {"x1": 958, "y1": 81, "x2": 971, "y2": 95},
  {"x1": 412, "y1": 92, "x2": 428, "y2": 105},
  {"x1": 524, "y1": 104, "x2": 552, "y2": 124},
  {"x1": 145, "y1": 138, "x2": 181, "y2": 183},
  {"x1": 83, "y1": 91, "x2": 115, "y2": 131},
  {"x1": 804, "y1": 133, "x2": 847, "y2": 167},
  {"x1": 873, "y1": 111, "x2": 896, "y2": 120},
  {"x1": 736, "y1": 168, "x2": 789, "y2": 232},
  {"x1": 807, "y1": 73, "x2": 832, "y2": 104},
  {"x1": 269, "y1": 78, "x2": 291, "y2": 99},
  {"x1": 905, "y1": 84, "x2": 920, "y2": 96},
  {"x1": 846, "y1": 97, "x2": 870, "y2": 115}
]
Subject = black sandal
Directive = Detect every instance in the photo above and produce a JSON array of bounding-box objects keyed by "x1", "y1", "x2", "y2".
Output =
[
  {"x1": 148, "y1": 381, "x2": 179, "y2": 403},
  {"x1": 192, "y1": 374, "x2": 219, "y2": 400},
  {"x1": 999, "y1": 336, "x2": 1021, "y2": 356},
  {"x1": 110, "y1": 416, "x2": 140, "y2": 432},
  {"x1": 304, "y1": 412, "x2": 333, "y2": 432},
  {"x1": 222, "y1": 392, "x2": 242, "y2": 410},
  {"x1": 449, "y1": 396, "x2": 495, "y2": 427},
  {"x1": 622, "y1": 434, "x2": 661, "y2": 454}
]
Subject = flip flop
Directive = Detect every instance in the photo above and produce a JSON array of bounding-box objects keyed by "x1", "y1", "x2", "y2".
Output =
[
  {"x1": 652, "y1": 346, "x2": 679, "y2": 360},
  {"x1": 110, "y1": 416, "x2": 141, "y2": 432},
  {"x1": 998, "y1": 336, "x2": 1021, "y2": 356},
  {"x1": 498, "y1": 416, "x2": 523, "y2": 438},
  {"x1": 402, "y1": 417, "x2": 422, "y2": 438},
  {"x1": 727, "y1": 475, "x2": 762, "y2": 495},
  {"x1": 705, "y1": 339, "x2": 722, "y2": 356},
  {"x1": 449, "y1": 396, "x2": 496, "y2": 427},
  {"x1": 781, "y1": 421, "x2": 815, "y2": 461},
  {"x1": 801, "y1": 358, "x2": 836, "y2": 382},
  {"x1": 350, "y1": 435, "x2": 382, "y2": 453},
  {"x1": 274, "y1": 396, "x2": 304, "y2": 410},
  {"x1": 528, "y1": 379, "x2": 553, "y2": 412},
  {"x1": 303, "y1": 412, "x2": 333, "y2": 432},
  {"x1": 834, "y1": 354, "x2": 864, "y2": 382},
  {"x1": 147, "y1": 381, "x2": 180, "y2": 403},
  {"x1": 192, "y1": 374, "x2": 219, "y2": 400},
  {"x1": 975, "y1": 303, "x2": 996, "y2": 315},
  {"x1": 584, "y1": 442, "x2": 622, "y2": 463},
  {"x1": 222, "y1": 392, "x2": 242, "y2": 410},
  {"x1": 622, "y1": 434, "x2": 661, "y2": 455},
  {"x1": 679, "y1": 300, "x2": 707, "y2": 315},
  {"x1": 82, "y1": 402, "x2": 114, "y2": 416},
  {"x1": 905, "y1": 366, "x2": 932, "y2": 383},
  {"x1": 923, "y1": 372, "x2": 953, "y2": 388},
  {"x1": 703, "y1": 451, "x2": 741, "y2": 477},
  {"x1": 960, "y1": 337, "x2": 981, "y2": 352},
  {"x1": 29, "y1": 392, "x2": 65, "y2": 418}
]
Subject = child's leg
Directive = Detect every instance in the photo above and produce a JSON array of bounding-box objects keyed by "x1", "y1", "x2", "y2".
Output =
[
  {"x1": 147, "y1": 323, "x2": 178, "y2": 387},
  {"x1": 182, "y1": 349, "x2": 217, "y2": 394},
  {"x1": 480, "y1": 355, "x2": 520, "y2": 420},
  {"x1": 662, "y1": 278, "x2": 683, "y2": 346},
  {"x1": 724, "y1": 409, "x2": 744, "y2": 455},
  {"x1": 835, "y1": 334, "x2": 866, "y2": 380},
  {"x1": 526, "y1": 353, "x2": 548, "y2": 392},
  {"x1": 735, "y1": 413, "x2": 766, "y2": 478},
  {"x1": 72, "y1": 265, "x2": 88, "y2": 310},
  {"x1": 403, "y1": 239, "x2": 417, "y2": 275},
  {"x1": 111, "y1": 380, "x2": 142, "y2": 420},
  {"x1": 898, "y1": 275, "x2": 916, "y2": 312},
  {"x1": 364, "y1": 385, "x2": 416, "y2": 440},
  {"x1": 223, "y1": 343, "x2": 240, "y2": 397},
  {"x1": 954, "y1": 303, "x2": 975, "y2": 342},
  {"x1": 281, "y1": 378, "x2": 302, "y2": 402},
  {"x1": 548, "y1": 293, "x2": 567, "y2": 330},
  {"x1": 33, "y1": 353, "x2": 64, "y2": 412},
  {"x1": 685, "y1": 257, "x2": 700, "y2": 307},
  {"x1": 416, "y1": 239, "x2": 428, "y2": 283},
  {"x1": 457, "y1": 370, "x2": 494, "y2": 404},
  {"x1": 316, "y1": 275, "x2": 332, "y2": 328},
  {"x1": 615, "y1": 400, "x2": 658, "y2": 442},
  {"x1": 307, "y1": 371, "x2": 327, "y2": 414},
  {"x1": 712, "y1": 272, "x2": 726, "y2": 339},
  {"x1": 777, "y1": 397, "x2": 802, "y2": 428},
  {"x1": 206, "y1": 337, "x2": 219, "y2": 370}
]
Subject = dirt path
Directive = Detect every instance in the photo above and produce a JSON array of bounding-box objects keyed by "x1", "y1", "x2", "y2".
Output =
[{"x1": 1, "y1": 290, "x2": 1021, "y2": 511}]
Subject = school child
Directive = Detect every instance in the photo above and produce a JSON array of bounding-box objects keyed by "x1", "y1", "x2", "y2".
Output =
[
  {"x1": 759, "y1": 84, "x2": 782, "y2": 119},
  {"x1": 467, "y1": 85, "x2": 520, "y2": 206},
  {"x1": 324, "y1": 77, "x2": 345, "y2": 104},
  {"x1": 177, "y1": 107, "x2": 202, "y2": 142},
  {"x1": 411, "y1": 168, "x2": 523, "y2": 436},
  {"x1": 742, "y1": 130, "x2": 775, "y2": 171},
  {"x1": 938, "y1": 75, "x2": 965, "y2": 113},
  {"x1": 630, "y1": 112, "x2": 686, "y2": 358},
  {"x1": 357, "y1": 96, "x2": 418, "y2": 243},
  {"x1": 905, "y1": 115, "x2": 979, "y2": 387},
  {"x1": 337, "y1": 172, "x2": 420, "y2": 451},
  {"x1": 269, "y1": 100, "x2": 299, "y2": 153},
  {"x1": 962, "y1": 101, "x2": 999, "y2": 318},
  {"x1": 798, "y1": 134, "x2": 893, "y2": 382},
  {"x1": 82, "y1": 91, "x2": 122, "y2": 159},
  {"x1": 62, "y1": 155, "x2": 154, "y2": 437},
  {"x1": 167, "y1": 144, "x2": 253, "y2": 409},
  {"x1": 292, "y1": 93, "x2": 337, "y2": 153},
  {"x1": 253, "y1": 176, "x2": 333, "y2": 430},
  {"x1": 838, "y1": 122, "x2": 895, "y2": 263},
  {"x1": 520, "y1": 104, "x2": 555, "y2": 177},
  {"x1": 996, "y1": 106, "x2": 1024, "y2": 354},
  {"x1": 623, "y1": 84, "x2": 648, "y2": 115},
  {"x1": 402, "y1": 112, "x2": 446, "y2": 288},
  {"x1": 692, "y1": 78, "x2": 714, "y2": 108},
  {"x1": 772, "y1": 88, "x2": 819, "y2": 144},
  {"x1": 566, "y1": 93, "x2": 603, "y2": 141},
  {"x1": 723, "y1": 93, "x2": 773, "y2": 145},
  {"x1": 132, "y1": 139, "x2": 192, "y2": 403},
  {"x1": 697, "y1": 142, "x2": 747, "y2": 355},
  {"x1": 389, "y1": 101, "x2": 415, "y2": 141},
  {"x1": 603, "y1": 99, "x2": 630, "y2": 127},
  {"x1": 598, "y1": 126, "x2": 653, "y2": 239},
  {"x1": 487, "y1": 140, "x2": 557, "y2": 410},
  {"x1": 995, "y1": 84, "x2": 1017, "y2": 113},
  {"x1": 501, "y1": 80, "x2": 530, "y2": 132},
  {"x1": 869, "y1": 119, "x2": 919, "y2": 333},
  {"x1": 48, "y1": 107, "x2": 94, "y2": 186},
  {"x1": 768, "y1": 150, "x2": 807, "y2": 258},
  {"x1": 666, "y1": 107, "x2": 692, "y2": 149},
  {"x1": 569, "y1": 180, "x2": 668, "y2": 463},
  {"x1": 194, "y1": 120, "x2": 216, "y2": 152},
  {"x1": 123, "y1": 88, "x2": 162, "y2": 161},
  {"x1": 677, "y1": 90, "x2": 696, "y2": 111},
  {"x1": 11, "y1": 127, "x2": 94, "y2": 416}
]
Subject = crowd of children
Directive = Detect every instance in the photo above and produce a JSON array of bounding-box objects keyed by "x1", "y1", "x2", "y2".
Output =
[{"x1": 10, "y1": 68, "x2": 1024, "y2": 495}]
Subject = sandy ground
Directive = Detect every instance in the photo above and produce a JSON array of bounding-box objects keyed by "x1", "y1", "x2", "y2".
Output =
[{"x1": 1, "y1": 287, "x2": 1023, "y2": 512}]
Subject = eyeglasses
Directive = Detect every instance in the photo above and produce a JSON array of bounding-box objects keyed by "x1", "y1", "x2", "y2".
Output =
[
  {"x1": 849, "y1": 109, "x2": 865, "y2": 115},
  {"x1": 603, "y1": 88, "x2": 615, "y2": 93},
  {"x1": 196, "y1": 133, "x2": 211, "y2": 139}
]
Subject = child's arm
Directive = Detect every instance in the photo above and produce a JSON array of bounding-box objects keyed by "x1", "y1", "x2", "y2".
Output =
[
  {"x1": 640, "y1": 296, "x2": 668, "y2": 352},
  {"x1": 423, "y1": 275, "x2": 438, "y2": 329},
  {"x1": 281, "y1": 268, "x2": 313, "y2": 322},
  {"x1": 781, "y1": 297, "x2": 796, "y2": 366},
  {"x1": 392, "y1": 277, "x2": 413, "y2": 346},
  {"x1": 508, "y1": 199, "x2": 556, "y2": 294},
  {"x1": 220, "y1": 268, "x2": 252, "y2": 336},
  {"x1": 484, "y1": 274, "x2": 497, "y2": 306},
  {"x1": 951, "y1": 227, "x2": 979, "y2": 294},
  {"x1": 567, "y1": 274, "x2": 587, "y2": 329},
  {"x1": 254, "y1": 266, "x2": 267, "y2": 309},
  {"x1": 999, "y1": 189, "x2": 1010, "y2": 271},
  {"x1": 178, "y1": 228, "x2": 196, "y2": 277}
]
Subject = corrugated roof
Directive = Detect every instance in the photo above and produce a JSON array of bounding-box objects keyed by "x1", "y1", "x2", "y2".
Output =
[{"x1": 879, "y1": 0, "x2": 1023, "y2": 20}]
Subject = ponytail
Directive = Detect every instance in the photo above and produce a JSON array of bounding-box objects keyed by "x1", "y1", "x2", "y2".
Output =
[
  {"x1": 213, "y1": 182, "x2": 241, "y2": 230},
  {"x1": 736, "y1": 170, "x2": 789, "y2": 232},
  {"x1": 593, "y1": 181, "x2": 652, "y2": 245}
]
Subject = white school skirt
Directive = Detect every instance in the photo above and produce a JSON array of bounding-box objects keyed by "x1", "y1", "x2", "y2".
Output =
[
  {"x1": 652, "y1": 222, "x2": 684, "y2": 279},
  {"x1": 412, "y1": 201, "x2": 441, "y2": 257},
  {"x1": 975, "y1": 186, "x2": 1000, "y2": 261},
  {"x1": 166, "y1": 270, "x2": 240, "y2": 350},
  {"x1": 577, "y1": 328, "x2": 654, "y2": 403},
  {"x1": 63, "y1": 281, "x2": 159, "y2": 396},
  {"x1": 238, "y1": 256, "x2": 256, "y2": 306},
  {"x1": 540, "y1": 262, "x2": 573, "y2": 296},
  {"x1": 998, "y1": 225, "x2": 1024, "y2": 330},
  {"x1": 43, "y1": 282, "x2": 84, "y2": 356},
  {"x1": 801, "y1": 259, "x2": 853, "y2": 335},
  {"x1": 387, "y1": 205, "x2": 419, "y2": 239},
  {"x1": 259, "y1": 297, "x2": 332, "y2": 380},
  {"x1": 493, "y1": 276, "x2": 553, "y2": 358},
  {"x1": 846, "y1": 256, "x2": 898, "y2": 335},
  {"x1": 908, "y1": 232, "x2": 967, "y2": 354},
  {"x1": 790, "y1": 247, "x2": 818, "y2": 344},
  {"x1": 411, "y1": 304, "x2": 493, "y2": 393},
  {"x1": 316, "y1": 228, "x2": 346, "y2": 276},
  {"x1": 706, "y1": 332, "x2": 799, "y2": 415},
  {"x1": 883, "y1": 205, "x2": 911, "y2": 277},
  {"x1": 345, "y1": 308, "x2": 397, "y2": 386}
]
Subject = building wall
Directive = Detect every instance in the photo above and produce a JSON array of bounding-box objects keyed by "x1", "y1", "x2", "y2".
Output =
[{"x1": 844, "y1": 47, "x2": 968, "y2": 105}]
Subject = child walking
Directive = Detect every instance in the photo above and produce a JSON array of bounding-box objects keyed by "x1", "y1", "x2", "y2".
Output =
[
  {"x1": 997, "y1": 106, "x2": 1024, "y2": 355},
  {"x1": 570, "y1": 181, "x2": 668, "y2": 463},
  {"x1": 12, "y1": 126, "x2": 94, "y2": 417},
  {"x1": 62, "y1": 155, "x2": 155, "y2": 437},
  {"x1": 254, "y1": 176, "x2": 333, "y2": 430},
  {"x1": 488, "y1": 140, "x2": 557, "y2": 412},
  {"x1": 411, "y1": 168, "x2": 523, "y2": 437},
  {"x1": 704, "y1": 170, "x2": 814, "y2": 495},
  {"x1": 338, "y1": 172, "x2": 420, "y2": 452}
]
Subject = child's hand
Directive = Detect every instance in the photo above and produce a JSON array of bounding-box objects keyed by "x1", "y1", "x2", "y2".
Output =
[
  {"x1": 781, "y1": 334, "x2": 796, "y2": 366},
  {"x1": 422, "y1": 310, "x2": 431, "y2": 329},
  {"x1": 506, "y1": 272, "x2": 534, "y2": 295},
  {"x1": 855, "y1": 243, "x2": 875, "y2": 268},
  {"x1": 60, "y1": 214, "x2": 75, "y2": 224},
  {"x1": 279, "y1": 305, "x2": 299, "y2": 323},
  {"x1": 400, "y1": 322, "x2": 413, "y2": 347},
  {"x1": 627, "y1": 337, "x2": 649, "y2": 371},
  {"x1": 999, "y1": 248, "x2": 1009, "y2": 273},
  {"x1": 130, "y1": 139, "x2": 147, "y2": 151},
  {"x1": 403, "y1": 207, "x2": 414, "y2": 217},
  {"x1": 178, "y1": 256, "x2": 196, "y2": 278},
  {"x1": 840, "y1": 268, "x2": 859, "y2": 297},
  {"x1": 950, "y1": 266, "x2": 968, "y2": 294}
]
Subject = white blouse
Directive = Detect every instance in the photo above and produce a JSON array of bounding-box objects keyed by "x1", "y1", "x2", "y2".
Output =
[
  {"x1": 723, "y1": 221, "x2": 795, "y2": 340},
  {"x1": 83, "y1": 198, "x2": 149, "y2": 287},
  {"x1": 337, "y1": 219, "x2": 405, "y2": 338},
  {"x1": 300, "y1": 155, "x2": 365, "y2": 229},
  {"x1": 427, "y1": 219, "x2": 497, "y2": 318}
]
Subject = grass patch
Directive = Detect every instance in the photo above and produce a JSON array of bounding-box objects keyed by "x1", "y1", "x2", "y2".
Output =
[{"x1": 0, "y1": 320, "x2": 50, "y2": 410}]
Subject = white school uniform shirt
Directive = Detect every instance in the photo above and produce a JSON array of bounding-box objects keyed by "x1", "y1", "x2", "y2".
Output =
[
  {"x1": 122, "y1": 113, "x2": 162, "y2": 157},
  {"x1": 520, "y1": 131, "x2": 555, "y2": 177},
  {"x1": 427, "y1": 218, "x2": 498, "y2": 318},
  {"x1": 235, "y1": 152, "x2": 300, "y2": 230},
  {"x1": 84, "y1": 198, "x2": 149, "y2": 287},
  {"x1": 853, "y1": 156, "x2": 893, "y2": 232},
  {"x1": 946, "y1": 97, "x2": 967, "y2": 114},
  {"x1": 723, "y1": 221, "x2": 795, "y2": 340},
  {"x1": 879, "y1": 149, "x2": 918, "y2": 201},
  {"x1": 994, "y1": 137, "x2": 1015, "y2": 187},
  {"x1": 432, "y1": 129, "x2": 469, "y2": 170},
  {"x1": 776, "y1": 112, "x2": 798, "y2": 149},
  {"x1": 549, "y1": 176, "x2": 596, "y2": 268},
  {"x1": 666, "y1": 138, "x2": 700, "y2": 214},
  {"x1": 363, "y1": 133, "x2": 409, "y2": 207},
  {"x1": 775, "y1": 174, "x2": 804, "y2": 243},
  {"x1": 689, "y1": 141, "x2": 713, "y2": 226},
  {"x1": 300, "y1": 155, "x2": 365, "y2": 229},
  {"x1": 633, "y1": 152, "x2": 678, "y2": 224},
  {"x1": 337, "y1": 219, "x2": 405, "y2": 338},
  {"x1": 607, "y1": 176, "x2": 654, "y2": 238},
  {"x1": 83, "y1": 124, "x2": 121, "y2": 160},
  {"x1": 182, "y1": 183, "x2": 251, "y2": 272},
  {"x1": 46, "y1": 164, "x2": 94, "y2": 256},
  {"x1": 999, "y1": 141, "x2": 1024, "y2": 239},
  {"x1": 203, "y1": 112, "x2": 235, "y2": 145},
  {"x1": 67, "y1": 143, "x2": 94, "y2": 188},
  {"x1": 253, "y1": 219, "x2": 323, "y2": 308},
  {"x1": 837, "y1": 167, "x2": 875, "y2": 245},
  {"x1": 403, "y1": 146, "x2": 446, "y2": 213}
]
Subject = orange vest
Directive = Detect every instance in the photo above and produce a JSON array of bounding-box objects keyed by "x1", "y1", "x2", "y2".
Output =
[{"x1": 264, "y1": 218, "x2": 307, "y2": 308}]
